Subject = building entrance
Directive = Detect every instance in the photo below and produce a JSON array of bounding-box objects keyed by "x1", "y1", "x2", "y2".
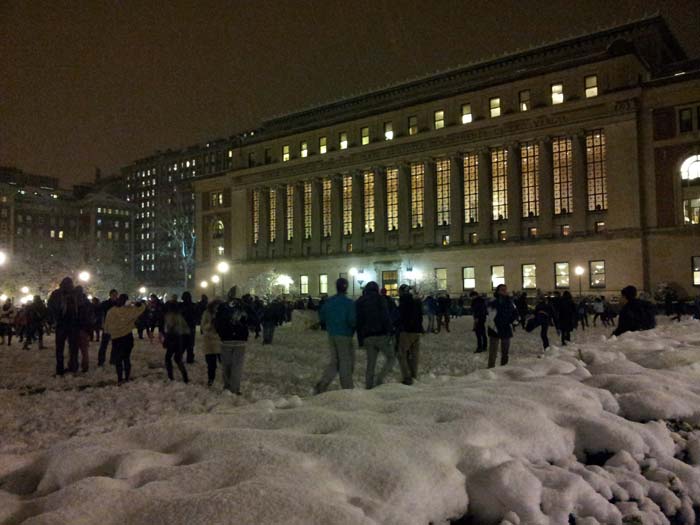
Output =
[{"x1": 382, "y1": 270, "x2": 399, "y2": 297}]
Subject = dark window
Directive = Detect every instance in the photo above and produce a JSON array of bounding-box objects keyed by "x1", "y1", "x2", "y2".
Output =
[{"x1": 679, "y1": 108, "x2": 693, "y2": 133}]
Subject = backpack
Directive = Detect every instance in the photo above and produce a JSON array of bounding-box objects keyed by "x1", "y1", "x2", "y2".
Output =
[
  {"x1": 638, "y1": 300, "x2": 656, "y2": 330},
  {"x1": 214, "y1": 300, "x2": 250, "y2": 341}
]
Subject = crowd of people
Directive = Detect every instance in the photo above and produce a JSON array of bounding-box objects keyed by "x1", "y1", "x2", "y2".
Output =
[{"x1": 1, "y1": 276, "x2": 699, "y2": 394}]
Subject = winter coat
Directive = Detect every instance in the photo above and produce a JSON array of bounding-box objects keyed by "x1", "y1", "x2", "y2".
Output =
[
  {"x1": 471, "y1": 296, "x2": 487, "y2": 322},
  {"x1": 613, "y1": 299, "x2": 655, "y2": 337},
  {"x1": 76, "y1": 295, "x2": 95, "y2": 331},
  {"x1": 436, "y1": 296, "x2": 451, "y2": 315},
  {"x1": 398, "y1": 294, "x2": 424, "y2": 334},
  {"x1": 486, "y1": 296, "x2": 518, "y2": 339},
  {"x1": 214, "y1": 299, "x2": 251, "y2": 342},
  {"x1": 48, "y1": 285, "x2": 79, "y2": 327},
  {"x1": 163, "y1": 309, "x2": 191, "y2": 349},
  {"x1": 104, "y1": 304, "x2": 145, "y2": 339},
  {"x1": 319, "y1": 293, "x2": 356, "y2": 337},
  {"x1": 556, "y1": 298, "x2": 577, "y2": 332},
  {"x1": 533, "y1": 302, "x2": 555, "y2": 327},
  {"x1": 180, "y1": 300, "x2": 198, "y2": 330},
  {"x1": 0, "y1": 304, "x2": 15, "y2": 325},
  {"x1": 424, "y1": 296, "x2": 438, "y2": 315},
  {"x1": 200, "y1": 310, "x2": 220, "y2": 355},
  {"x1": 355, "y1": 290, "x2": 392, "y2": 345}
]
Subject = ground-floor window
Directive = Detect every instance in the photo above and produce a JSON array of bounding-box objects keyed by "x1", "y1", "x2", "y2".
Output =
[
  {"x1": 522, "y1": 264, "x2": 537, "y2": 289},
  {"x1": 462, "y1": 267, "x2": 475, "y2": 290},
  {"x1": 589, "y1": 260, "x2": 606, "y2": 288},
  {"x1": 693, "y1": 256, "x2": 700, "y2": 286},
  {"x1": 300, "y1": 275, "x2": 309, "y2": 294},
  {"x1": 382, "y1": 270, "x2": 398, "y2": 297},
  {"x1": 491, "y1": 265, "x2": 505, "y2": 289},
  {"x1": 554, "y1": 262, "x2": 570, "y2": 288},
  {"x1": 435, "y1": 268, "x2": 447, "y2": 290},
  {"x1": 684, "y1": 198, "x2": 700, "y2": 224},
  {"x1": 319, "y1": 274, "x2": 328, "y2": 295}
]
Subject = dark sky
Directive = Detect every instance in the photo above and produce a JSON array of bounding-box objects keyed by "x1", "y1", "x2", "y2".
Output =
[{"x1": 2, "y1": 0, "x2": 699, "y2": 186}]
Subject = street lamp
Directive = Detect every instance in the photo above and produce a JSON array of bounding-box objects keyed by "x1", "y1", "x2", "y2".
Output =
[
  {"x1": 211, "y1": 274, "x2": 221, "y2": 295},
  {"x1": 78, "y1": 271, "x2": 90, "y2": 283},
  {"x1": 574, "y1": 266, "x2": 585, "y2": 297},
  {"x1": 216, "y1": 261, "x2": 230, "y2": 293},
  {"x1": 20, "y1": 286, "x2": 29, "y2": 295},
  {"x1": 0, "y1": 294, "x2": 7, "y2": 302},
  {"x1": 139, "y1": 286, "x2": 147, "y2": 296},
  {"x1": 348, "y1": 267, "x2": 357, "y2": 297},
  {"x1": 200, "y1": 280, "x2": 208, "y2": 289}
]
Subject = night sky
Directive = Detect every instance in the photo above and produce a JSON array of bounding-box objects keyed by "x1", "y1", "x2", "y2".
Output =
[{"x1": 2, "y1": 0, "x2": 699, "y2": 186}]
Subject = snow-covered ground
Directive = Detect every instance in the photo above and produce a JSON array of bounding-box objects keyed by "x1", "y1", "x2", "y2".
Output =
[{"x1": 1, "y1": 316, "x2": 700, "y2": 524}]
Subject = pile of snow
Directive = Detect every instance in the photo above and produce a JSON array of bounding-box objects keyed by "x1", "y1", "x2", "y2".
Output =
[{"x1": 1, "y1": 319, "x2": 700, "y2": 524}]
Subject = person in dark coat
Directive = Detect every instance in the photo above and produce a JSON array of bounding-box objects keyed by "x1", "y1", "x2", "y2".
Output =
[
  {"x1": 531, "y1": 296, "x2": 555, "y2": 350},
  {"x1": 356, "y1": 281, "x2": 395, "y2": 389},
  {"x1": 486, "y1": 284, "x2": 518, "y2": 368},
  {"x1": 436, "y1": 293, "x2": 451, "y2": 333},
  {"x1": 470, "y1": 291, "x2": 487, "y2": 353},
  {"x1": 23, "y1": 296, "x2": 49, "y2": 350},
  {"x1": 47, "y1": 277, "x2": 80, "y2": 376},
  {"x1": 261, "y1": 298, "x2": 285, "y2": 344},
  {"x1": 613, "y1": 285, "x2": 655, "y2": 337},
  {"x1": 180, "y1": 292, "x2": 198, "y2": 363},
  {"x1": 397, "y1": 284, "x2": 423, "y2": 385},
  {"x1": 72, "y1": 286, "x2": 94, "y2": 372},
  {"x1": 515, "y1": 292, "x2": 529, "y2": 328},
  {"x1": 556, "y1": 291, "x2": 577, "y2": 346}
]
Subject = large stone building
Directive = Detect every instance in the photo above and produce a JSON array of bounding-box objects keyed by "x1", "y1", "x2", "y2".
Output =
[{"x1": 191, "y1": 16, "x2": 700, "y2": 298}]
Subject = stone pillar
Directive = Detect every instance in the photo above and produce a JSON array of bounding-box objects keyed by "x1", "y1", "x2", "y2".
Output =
[
  {"x1": 423, "y1": 158, "x2": 437, "y2": 246},
  {"x1": 293, "y1": 182, "x2": 304, "y2": 256},
  {"x1": 449, "y1": 154, "x2": 464, "y2": 245},
  {"x1": 352, "y1": 170, "x2": 364, "y2": 252},
  {"x1": 398, "y1": 163, "x2": 411, "y2": 249},
  {"x1": 477, "y1": 148, "x2": 492, "y2": 242},
  {"x1": 507, "y1": 143, "x2": 521, "y2": 240},
  {"x1": 259, "y1": 187, "x2": 270, "y2": 254},
  {"x1": 373, "y1": 166, "x2": 387, "y2": 248},
  {"x1": 311, "y1": 179, "x2": 322, "y2": 255},
  {"x1": 538, "y1": 137, "x2": 553, "y2": 237},
  {"x1": 331, "y1": 175, "x2": 343, "y2": 253},
  {"x1": 275, "y1": 186, "x2": 286, "y2": 252},
  {"x1": 572, "y1": 132, "x2": 588, "y2": 234}
]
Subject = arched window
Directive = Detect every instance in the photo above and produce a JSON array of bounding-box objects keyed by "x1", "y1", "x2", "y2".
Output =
[
  {"x1": 681, "y1": 155, "x2": 700, "y2": 181},
  {"x1": 681, "y1": 155, "x2": 700, "y2": 225},
  {"x1": 212, "y1": 220, "x2": 224, "y2": 239}
]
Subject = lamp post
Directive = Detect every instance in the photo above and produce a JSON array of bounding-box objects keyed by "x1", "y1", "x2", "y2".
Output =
[
  {"x1": 574, "y1": 266, "x2": 585, "y2": 298},
  {"x1": 78, "y1": 271, "x2": 91, "y2": 283},
  {"x1": 216, "y1": 261, "x2": 230, "y2": 296},
  {"x1": 349, "y1": 267, "x2": 357, "y2": 297},
  {"x1": 211, "y1": 274, "x2": 221, "y2": 296}
]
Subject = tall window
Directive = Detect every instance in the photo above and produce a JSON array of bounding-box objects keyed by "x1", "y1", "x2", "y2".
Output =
[
  {"x1": 519, "y1": 90, "x2": 531, "y2": 112},
  {"x1": 551, "y1": 83, "x2": 564, "y2": 104},
  {"x1": 434, "y1": 110, "x2": 445, "y2": 130},
  {"x1": 585, "y1": 75, "x2": 598, "y2": 98},
  {"x1": 339, "y1": 132, "x2": 348, "y2": 150},
  {"x1": 589, "y1": 260, "x2": 606, "y2": 288},
  {"x1": 408, "y1": 116, "x2": 417, "y2": 135},
  {"x1": 491, "y1": 148, "x2": 508, "y2": 220},
  {"x1": 384, "y1": 122, "x2": 394, "y2": 141},
  {"x1": 679, "y1": 109, "x2": 693, "y2": 133},
  {"x1": 319, "y1": 136, "x2": 327, "y2": 154},
  {"x1": 300, "y1": 275, "x2": 309, "y2": 294},
  {"x1": 555, "y1": 262, "x2": 570, "y2": 288},
  {"x1": 435, "y1": 268, "x2": 447, "y2": 290},
  {"x1": 693, "y1": 257, "x2": 700, "y2": 286},
  {"x1": 410, "y1": 162, "x2": 425, "y2": 229},
  {"x1": 491, "y1": 265, "x2": 505, "y2": 289},
  {"x1": 210, "y1": 191, "x2": 224, "y2": 207},
  {"x1": 436, "y1": 159, "x2": 451, "y2": 226},
  {"x1": 462, "y1": 267, "x2": 475, "y2": 290},
  {"x1": 364, "y1": 171, "x2": 375, "y2": 233},
  {"x1": 361, "y1": 127, "x2": 370, "y2": 145},
  {"x1": 684, "y1": 198, "x2": 700, "y2": 225},
  {"x1": 463, "y1": 153, "x2": 479, "y2": 223},
  {"x1": 681, "y1": 155, "x2": 700, "y2": 181},
  {"x1": 553, "y1": 137, "x2": 573, "y2": 214},
  {"x1": 304, "y1": 182, "x2": 312, "y2": 239},
  {"x1": 586, "y1": 130, "x2": 608, "y2": 211},
  {"x1": 252, "y1": 189, "x2": 260, "y2": 244},
  {"x1": 300, "y1": 141, "x2": 308, "y2": 158},
  {"x1": 269, "y1": 190, "x2": 277, "y2": 242},
  {"x1": 343, "y1": 175, "x2": 352, "y2": 235},
  {"x1": 522, "y1": 264, "x2": 536, "y2": 289},
  {"x1": 521, "y1": 142, "x2": 540, "y2": 217},
  {"x1": 286, "y1": 185, "x2": 294, "y2": 241},
  {"x1": 461, "y1": 103, "x2": 472, "y2": 124},
  {"x1": 319, "y1": 274, "x2": 328, "y2": 294},
  {"x1": 489, "y1": 97, "x2": 501, "y2": 118},
  {"x1": 386, "y1": 168, "x2": 399, "y2": 231},
  {"x1": 282, "y1": 145, "x2": 290, "y2": 162},
  {"x1": 322, "y1": 179, "x2": 332, "y2": 237}
]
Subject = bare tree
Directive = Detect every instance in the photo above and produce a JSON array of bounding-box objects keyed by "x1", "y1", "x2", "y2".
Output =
[{"x1": 154, "y1": 189, "x2": 196, "y2": 289}]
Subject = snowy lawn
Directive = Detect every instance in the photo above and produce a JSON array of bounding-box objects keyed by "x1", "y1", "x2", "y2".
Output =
[{"x1": 1, "y1": 317, "x2": 700, "y2": 524}]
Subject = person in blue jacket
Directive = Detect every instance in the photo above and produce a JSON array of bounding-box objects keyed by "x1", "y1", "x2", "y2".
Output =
[
  {"x1": 486, "y1": 284, "x2": 518, "y2": 368},
  {"x1": 314, "y1": 278, "x2": 356, "y2": 393}
]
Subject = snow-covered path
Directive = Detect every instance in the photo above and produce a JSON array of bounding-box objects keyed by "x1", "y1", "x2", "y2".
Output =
[{"x1": 2, "y1": 317, "x2": 700, "y2": 524}]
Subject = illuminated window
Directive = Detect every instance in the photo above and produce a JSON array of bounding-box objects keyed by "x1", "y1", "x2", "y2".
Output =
[
  {"x1": 561, "y1": 224, "x2": 571, "y2": 237},
  {"x1": 528, "y1": 227, "x2": 538, "y2": 238},
  {"x1": 491, "y1": 265, "x2": 505, "y2": 289},
  {"x1": 384, "y1": 122, "x2": 394, "y2": 141},
  {"x1": 489, "y1": 97, "x2": 501, "y2": 118},
  {"x1": 680, "y1": 155, "x2": 700, "y2": 181},
  {"x1": 589, "y1": 260, "x2": 606, "y2": 288},
  {"x1": 553, "y1": 137, "x2": 573, "y2": 214},
  {"x1": 304, "y1": 182, "x2": 312, "y2": 239},
  {"x1": 386, "y1": 168, "x2": 399, "y2": 231},
  {"x1": 339, "y1": 132, "x2": 348, "y2": 150},
  {"x1": 361, "y1": 127, "x2": 370, "y2": 145},
  {"x1": 522, "y1": 264, "x2": 536, "y2": 289},
  {"x1": 300, "y1": 141, "x2": 308, "y2": 158},
  {"x1": 319, "y1": 136, "x2": 327, "y2": 154},
  {"x1": 252, "y1": 189, "x2": 260, "y2": 244},
  {"x1": 521, "y1": 142, "x2": 540, "y2": 217},
  {"x1": 462, "y1": 267, "x2": 475, "y2": 290},
  {"x1": 461, "y1": 103, "x2": 472, "y2": 124},
  {"x1": 442, "y1": 234, "x2": 450, "y2": 246},
  {"x1": 693, "y1": 257, "x2": 700, "y2": 286},
  {"x1": 595, "y1": 221, "x2": 606, "y2": 233},
  {"x1": 322, "y1": 179, "x2": 332, "y2": 237},
  {"x1": 217, "y1": 246, "x2": 224, "y2": 256},
  {"x1": 434, "y1": 110, "x2": 445, "y2": 130},
  {"x1": 491, "y1": 148, "x2": 508, "y2": 220},
  {"x1": 435, "y1": 268, "x2": 447, "y2": 290},
  {"x1": 300, "y1": 275, "x2": 309, "y2": 294},
  {"x1": 107, "y1": 231, "x2": 113, "y2": 240},
  {"x1": 410, "y1": 162, "x2": 425, "y2": 229},
  {"x1": 585, "y1": 75, "x2": 598, "y2": 98},
  {"x1": 463, "y1": 153, "x2": 478, "y2": 223},
  {"x1": 408, "y1": 116, "x2": 418, "y2": 135},
  {"x1": 684, "y1": 198, "x2": 700, "y2": 224},
  {"x1": 210, "y1": 191, "x2": 224, "y2": 207},
  {"x1": 586, "y1": 130, "x2": 608, "y2": 211},
  {"x1": 363, "y1": 171, "x2": 375, "y2": 233},
  {"x1": 343, "y1": 175, "x2": 352, "y2": 235},
  {"x1": 50, "y1": 230, "x2": 55, "y2": 238},
  {"x1": 319, "y1": 274, "x2": 328, "y2": 294},
  {"x1": 286, "y1": 185, "x2": 294, "y2": 240},
  {"x1": 282, "y1": 145, "x2": 290, "y2": 162},
  {"x1": 551, "y1": 83, "x2": 564, "y2": 105},
  {"x1": 519, "y1": 90, "x2": 531, "y2": 112},
  {"x1": 436, "y1": 159, "x2": 450, "y2": 226},
  {"x1": 498, "y1": 229, "x2": 507, "y2": 241},
  {"x1": 555, "y1": 263, "x2": 570, "y2": 288},
  {"x1": 269, "y1": 190, "x2": 277, "y2": 242}
]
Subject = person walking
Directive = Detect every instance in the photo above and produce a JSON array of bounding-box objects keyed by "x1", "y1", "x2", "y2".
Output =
[
  {"x1": 532, "y1": 296, "x2": 555, "y2": 351},
  {"x1": 261, "y1": 298, "x2": 285, "y2": 344},
  {"x1": 71, "y1": 286, "x2": 94, "y2": 372},
  {"x1": 469, "y1": 291, "x2": 487, "y2": 353},
  {"x1": 0, "y1": 297, "x2": 15, "y2": 346},
  {"x1": 577, "y1": 299, "x2": 589, "y2": 330},
  {"x1": 314, "y1": 278, "x2": 356, "y2": 393},
  {"x1": 200, "y1": 300, "x2": 221, "y2": 386},
  {"x1": 424, "y1": 294, "x2": 437, "y2": 334},
  {"x1": 356, "y1": 281, "x2": 395, "y2": 389},
  {"x1": 162, "y1": 300, "x2": 190, "y2": 383},
  {"x1": 486, "y1": 284, "x2": 518, "y2": 368},
  {"x1": 557, "y1": 291, "x2": 577, "y2": 346},
  {"x1": 22, "y1": 296, "x2": 47, "y2": 350},
  {"x1": 436, "y1": 293, "x2": 451, "y2": 333},
  {"x1": 47, "y1": 277, "x2": 80, "y2": 376},
  {"x1": 396, "y1": 284, "x2": 423, "y2": 385},
  {"x1": 180, "y1": 292, "x2": 198, "y2": 363},
  {"x1": 214, "y1": 287, "x2": 252, "y2": 395},
  {"x1": 104, "y1": 295, "x2": 145, "y2": 385},
  {"x1": 592, "y1": 297, "x2": 604, "y2": 326},
  {"x1": 97, "y1": 289, "x2": 119, "y2": 367},
  {"x1": 90, "y1": 297, "x2": 102, "y2": 342},
  {"x1": 515, "y1": 292, "x2": 529, "y2": 328}
]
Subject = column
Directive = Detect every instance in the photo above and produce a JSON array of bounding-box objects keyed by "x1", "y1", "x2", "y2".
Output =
[
  {"x1": 293, "y1": 181, "x2": 304, "y2": 256},
  {"x1": 507, "y1": 143, "x2": 521, "y2": 240},
  {"x1": 572, "y1": 132, "x2": 588, "y2": 234},
  {"x1": 275, "y1": 186, "x2": 286, "y2": 253},
  {"x1": 373, "y1": 166, "x2": 387, "y2": 249},
  {"x1": 423, "y1": 159, "x2": 437, "y2": 247},
  {"x1": 352, "y1": 170, "x2": 363, "y2": 252},
  {"x1": 259, "y1": 187, "x2": 270, "y2": 254},
  {"x1": 449, "y1": 154, "x2": 464, "y2": 245},
  {"x1": 311, "y1": 179, "x2": 322, "y2": 255},
  {"x1": 538, "y1": 137, "x2": 553, "y2": 237},
  {"x1": 331, "y1": 175, "x2": 343, "y2": 253},
  {"x1": 477, "y1": 148, "x2": 492, "y2": 242},
  {"x1": 398, "y1": 162, "x2": 411, "y2": 249}
]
